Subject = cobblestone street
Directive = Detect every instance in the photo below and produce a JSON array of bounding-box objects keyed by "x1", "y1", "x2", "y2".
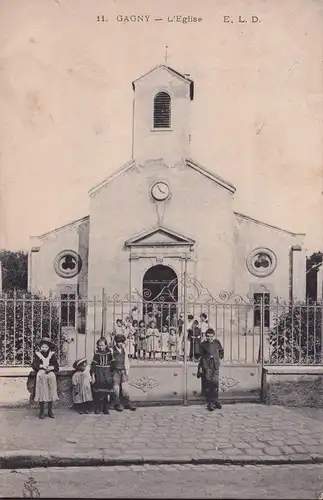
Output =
[
  {"x1": 1, "y1": 404, "x2": 323, "y2": 464},
  {"x1": 1, "y1": 464, "x2": 323, "y2": 498}
]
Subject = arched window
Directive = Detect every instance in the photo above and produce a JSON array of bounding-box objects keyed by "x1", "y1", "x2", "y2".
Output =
[{"x1": 153, "y1": 92, "x2": 171, "y2": 128}]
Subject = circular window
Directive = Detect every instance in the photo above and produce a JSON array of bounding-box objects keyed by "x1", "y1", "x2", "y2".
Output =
[
  {"x1": 246, "y1": 248, "x2": 277, "y2": 278},
  {"x1": 53, "y1": 250, "x2": 82, "y2": 278}
]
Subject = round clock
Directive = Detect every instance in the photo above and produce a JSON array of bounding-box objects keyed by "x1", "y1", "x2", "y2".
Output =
[{"x1": 151, "y1": 181, "x2": 170, "y2": 201}]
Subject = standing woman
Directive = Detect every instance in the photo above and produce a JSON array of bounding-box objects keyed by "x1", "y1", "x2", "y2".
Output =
[{"x1": 31, "y1": 337, "x2": 59, "y2": 419}]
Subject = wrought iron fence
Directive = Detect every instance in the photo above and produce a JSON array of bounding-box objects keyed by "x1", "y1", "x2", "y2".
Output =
[{"x1": 0, "y1": 289, "x2": 322, "y2": 367}]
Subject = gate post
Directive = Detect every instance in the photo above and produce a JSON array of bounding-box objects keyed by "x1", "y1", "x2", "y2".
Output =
[
  {"x1": 183, "y1": 258, "x2": 188, "y2": 405},
  {"x1": 259, "y1": 295, "x2": 266, "y2": 402},
  {"x1": 257, "y1": 295, "x2": 265, "y2": 366}
]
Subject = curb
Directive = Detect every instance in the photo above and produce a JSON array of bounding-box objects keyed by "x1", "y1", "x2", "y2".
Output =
[
  {"x1": 0, "y1": 397, "x2": 261, "y2": 410},
  {"x1": 1, "y1": 450, "x2": 323, "y2": 469}
]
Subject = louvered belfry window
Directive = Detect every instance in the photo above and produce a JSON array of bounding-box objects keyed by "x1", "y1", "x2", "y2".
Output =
[{"x1": 153, "y1": 92, "x2": 171, "y2": 128}]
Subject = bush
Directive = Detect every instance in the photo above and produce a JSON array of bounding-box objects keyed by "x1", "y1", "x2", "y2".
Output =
[
  {"x1": 0, "y1": 290, "x2": 68, "y2": 366},
  {"x1": 268, "y1": 302, "x2": 323, "y2": 364}
]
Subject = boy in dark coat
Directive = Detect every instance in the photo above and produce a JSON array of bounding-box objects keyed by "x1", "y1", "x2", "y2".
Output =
[
  {"x1": 197, "y1": 328, "x2": 224, "y2": 411},
  {"x1": 111, "y1": 333, "x2": 136, "y2": 412}
]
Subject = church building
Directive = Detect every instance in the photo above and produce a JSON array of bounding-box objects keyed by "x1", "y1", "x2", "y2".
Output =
[{"x1": 28, "y1": 64, "x2": 306, "y2": 333}]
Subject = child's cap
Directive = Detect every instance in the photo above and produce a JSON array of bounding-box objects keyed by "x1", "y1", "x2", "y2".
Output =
[
  {"x1": 73, "y1": 357, "x2": 87, "y2": 370},
  {"x1": 114, "y1": 333, "x2": 126, "y2": 343}
]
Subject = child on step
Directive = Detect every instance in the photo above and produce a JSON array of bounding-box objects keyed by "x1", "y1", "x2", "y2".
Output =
[
  {"x1": 146, "y1": 320, "x2": 160, "y2": 360},
  {"x1": 168, "y1": 327, "x2": 178, "y2": 360},
  {"x1": 137, "y1": 320, "x2": 147, "y2": 359},
  {"x1": 31, "y1": 337, "x2": 59, "y2": 419},
  {"x1": 124, "y1": 316, "x2": 135, "y2": 358},
  {"x1": 72, "y1": 357, "x2": 93, "y2": 414},
  {"x1": 90, "y1": 337, "x2": 114, "y2": 414},
  {"x1": 160, "y1": 325, "x2": 169, "y2": 360}
]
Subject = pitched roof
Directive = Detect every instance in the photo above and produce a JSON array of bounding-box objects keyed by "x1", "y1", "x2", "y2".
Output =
[
  {"x1": 186, "y1": 158, "x2": 236, "y2": 194},
  {"x1": 31, "y1": 215, "x2": 90, "y2": 240},
  {"x1": 89, "y1": 157, "x2": 236, "y2": 197},
  {"x1": 234, "y1": 212, "x2": 305, "y2": 236},
  {"x1": 132, "y1": 64, "x2": 194, "y2": 100},
  {"x1": 89, "y1": 159, "x2": 135, "y2": 197}
]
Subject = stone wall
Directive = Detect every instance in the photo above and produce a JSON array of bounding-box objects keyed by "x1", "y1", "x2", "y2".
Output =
[{"x1": 262, "y1": 367, "x2": 323, "y2": 408}]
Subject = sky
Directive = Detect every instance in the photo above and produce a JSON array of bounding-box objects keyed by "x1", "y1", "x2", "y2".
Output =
[{"x1": 0, "y1": 0, "x2": 323, "y2": 254}]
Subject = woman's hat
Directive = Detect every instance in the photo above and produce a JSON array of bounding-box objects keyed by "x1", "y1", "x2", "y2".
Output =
[
  {"x1": 36, "y1": 337, "x2": 55, "y2": 349},
  {"x1": 114, "y1": 333, "x2": 126, "y2": 343},
  {"x1": 73, "y1": 357, "x2": 87, "y2": 370}
]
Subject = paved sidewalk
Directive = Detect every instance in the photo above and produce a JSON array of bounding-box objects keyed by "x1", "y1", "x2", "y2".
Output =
[{"x1": 1, "y1": 404, "x2": 323, "y2": 467}]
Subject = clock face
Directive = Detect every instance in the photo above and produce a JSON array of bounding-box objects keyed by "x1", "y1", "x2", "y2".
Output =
[{"x1": 151, "y1": 182, "x2": 170, "y2": 201}]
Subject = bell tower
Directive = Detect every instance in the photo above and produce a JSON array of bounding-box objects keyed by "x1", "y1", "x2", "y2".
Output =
[{"x1": 131, "y1": 65, "x2": 194, "y2": 166}]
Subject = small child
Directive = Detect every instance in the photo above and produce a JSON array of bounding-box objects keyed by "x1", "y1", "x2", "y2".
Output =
[
  {"x1": 131, "y1": 306, "x2": 138, "y2": 323},
  {"x1": 72, "y1": 357, "x2": 93, "y2": 414},
  {"x1": 168, "y1": 327, "x2": 178, "y2": 360},
  {"x1": 124, "y1": 316, "x2": 135, "y2": 358},
  {"x1": 178, "y1": 314, "x2": 184, "y2": 335},
  {"x1": 137, "y1": 320, "x2": 146, "y2": 359},
  {"x1": 31, "y1": 337, "x2": 59, "y2": 419},
  {"x1": 189, "y1": 319, "x2": 201, "y2": 361},
  {"x1": 160, "y1": 325, "x2": 169, "y2": 360},
  {"x1": 90, "y1": 337, "x2": 114, "y2": 414},
  {"x1": 132, "y1": 320, "x2": 139, "y2": 359},
  {"x1": 146, "y1": 320, "x2": 160, "y2": 360},
  {"x1": 197, "y1": 328, "x2": 224, "y2": 411},
  {"x1": 115, "y1": 319, "x2": 124, "y2": 336}
]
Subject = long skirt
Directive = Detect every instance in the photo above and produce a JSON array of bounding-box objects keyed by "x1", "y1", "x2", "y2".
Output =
[
  {"x1": 34, "y1": 371, "x2": 59, "y2": 402},
  {"x1": 92, "y1": 365, "x2": 114, "y2": 395},
  {"x1": 137, "y1": 337, "x2": 147, "y2": 351},
  {"x1": 72, "y1": 371, "x2": 93, "y2": 404},
  {"x1": 169, "y1": 343, "x2": 178, "y2": 357},
  {"x1": 126, "y1": 339, "x2": 135, "y2": 356},
  {"x1": 146, "y1": 336, "x2": 160, "y2": 353}
]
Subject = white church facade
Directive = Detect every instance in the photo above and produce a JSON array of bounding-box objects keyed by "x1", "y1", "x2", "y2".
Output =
[{"x1": 28, "y1": 64, "x2": 306, "y2": 333}]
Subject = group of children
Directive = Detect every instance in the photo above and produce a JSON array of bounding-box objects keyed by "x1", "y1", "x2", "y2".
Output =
[
  {"x1": 31, "y1": 333, "x2": 136, "y2": 419},
  {"x1": 114, "y1": 317, "x2": 179, "y2": 360},
  {"x1": 31, "y1": 310, "x2": 225, "y2": 417},
  {"x1": 112, "y1": 310, "x2": 212, "y2": 361}
]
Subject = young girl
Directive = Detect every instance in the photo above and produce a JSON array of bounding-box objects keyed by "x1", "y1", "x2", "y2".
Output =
[
  {"x1": 72, "y1": 357, "x2": 93, "y2": 414},
  {"x1": 137, "y1": 320, "x2": 146, "y2": 359},
  {"x1": 131, "y1": 306, "x2": 138, "y2": 323},
  {"x1": 168, "y1": 327, "x2": 178, "y2": 360},
  {"x1": 90, "y1": 337, "x2": 114, "y2": 414},
  {"x1": 115, "y1": 319, "x2": 124, "y2": 336},
  {"x1": 189, "y1": 319, "x2": 202, "y2": 361},
  {"x1": 132, "y1": 320, "x2": 139, "y2": 359},
  {"x1": 124, "y1": 316, "x2": 135, "y2": 358},
  {"x1": 31, "y1": 337, "x2": 59, "y2": 419},
  {"x1": 146, "y1": 320, "x2": 160, "y2": 360},
  {"x1": 160, "y1": 325, "x2": 169, "y2": 360}
]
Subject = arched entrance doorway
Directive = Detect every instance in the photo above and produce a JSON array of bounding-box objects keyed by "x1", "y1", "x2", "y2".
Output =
[{"x1": 142, "y1": 265, "x2": 178, "y2": 327}]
